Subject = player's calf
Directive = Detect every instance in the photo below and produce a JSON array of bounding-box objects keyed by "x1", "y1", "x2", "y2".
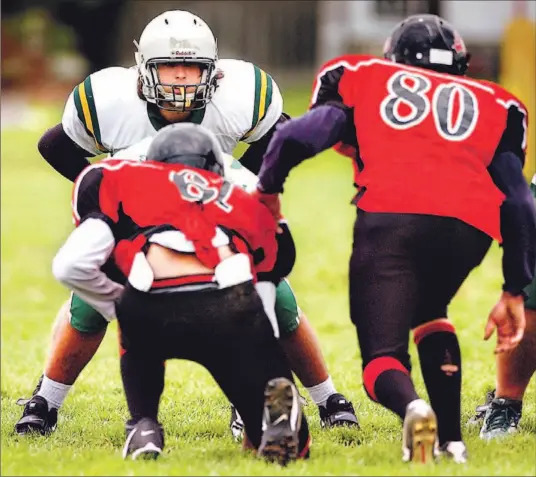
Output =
[
  {"x1": 15, "y1": 295, "x2": 109, "y2": 436},
  {"x1": 275, "y1": 280, "x2": 359, "y2": 429}
]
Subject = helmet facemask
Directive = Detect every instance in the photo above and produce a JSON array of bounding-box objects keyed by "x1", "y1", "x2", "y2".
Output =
[{"x1": 138, "y1": 56, "x2": 218, "y2": 112}]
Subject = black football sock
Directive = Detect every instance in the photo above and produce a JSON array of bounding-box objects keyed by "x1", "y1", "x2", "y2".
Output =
[
  {"x1": 363, "y1": 356, "x2": 420, "y2": 419},
  {"x1": 414, "y1": 319, "x2": 462, "y2": 444},
  {"x1": 120, "y1": 350, "x2": 165, "y2": 422}
]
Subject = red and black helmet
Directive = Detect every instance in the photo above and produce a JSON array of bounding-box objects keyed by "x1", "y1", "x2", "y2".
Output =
[{"x1": 383, "y1": 14, "x2": 471, "y2": 76}]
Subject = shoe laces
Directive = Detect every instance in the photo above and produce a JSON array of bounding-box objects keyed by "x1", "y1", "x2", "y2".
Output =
[
  {"x1": 326, "y1": 395, "x2": 355, "y2": 415},
  {"x1": 485, "y1": 401, "x2": 521, "y2": 431}
]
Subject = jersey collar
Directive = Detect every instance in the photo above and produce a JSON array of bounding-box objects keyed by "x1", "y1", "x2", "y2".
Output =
[{"x1": 147, "y1": 103, "x2": 206, "y2": 131}]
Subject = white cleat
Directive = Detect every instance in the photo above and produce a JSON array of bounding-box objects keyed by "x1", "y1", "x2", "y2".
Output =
[
  {"x1": 439, "y1": 441, "x2": 468, "y2": 464},
  {"x1": 402, "y1": 399, "x2": 438, "y2": 464}
]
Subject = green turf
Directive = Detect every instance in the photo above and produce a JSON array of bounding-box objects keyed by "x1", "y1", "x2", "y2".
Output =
[{"x1": 1, "y1": 91, "x2": 535, "y2": 476}]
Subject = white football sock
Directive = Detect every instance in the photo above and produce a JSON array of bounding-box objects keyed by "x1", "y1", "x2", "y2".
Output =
[
  {"x1": 36, "y1": 375, "x2": 72, "y2": 410},
  {"x1": 305, "y1": 376, "x2": 336, "y2": 408}
]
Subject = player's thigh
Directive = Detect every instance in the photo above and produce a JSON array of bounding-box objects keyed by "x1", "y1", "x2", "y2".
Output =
[
  {"x1": 413, "y1": 219, "x2": 492, "y2": 327},
  {"x1": 349, "y1": 211, "x2": 420, "y2": 367},
  {"x1": 69, "y1": 293, "x2": 109, "y2": 334},
  {"x1": 275, "y1": 279, "x2": 301, "y2": 337}
]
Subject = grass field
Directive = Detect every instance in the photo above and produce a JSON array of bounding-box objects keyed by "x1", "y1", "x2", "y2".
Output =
[{"x1": 1, "y1": 89, "x2": 535, "y2": 476}]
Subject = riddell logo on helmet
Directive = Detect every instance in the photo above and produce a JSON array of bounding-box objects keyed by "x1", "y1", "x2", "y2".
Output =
[
  {"x1": 169, "y1": 38, "x2": 198, "y2": 57},
  {"x1": 171, "y1": 50, "x2": 198, "y2": 57}
]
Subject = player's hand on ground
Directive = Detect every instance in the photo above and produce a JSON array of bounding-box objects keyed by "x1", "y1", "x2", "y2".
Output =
[
  {"x1": 484, "y1": 291, "x2": 526, "y2": 354},
  {"x1": 252, "y1": 189, "x2": 283, "y2": 230}
]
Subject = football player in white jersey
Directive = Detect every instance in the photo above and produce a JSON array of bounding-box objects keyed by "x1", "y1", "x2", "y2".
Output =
[{"x1": 16, "y1": 10, "x2": 358, "y2": 438}]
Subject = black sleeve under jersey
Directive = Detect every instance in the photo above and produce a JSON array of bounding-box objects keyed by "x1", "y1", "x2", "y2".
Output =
[
  {"x1": 73, "y1": 166, "x2": 116, "y2": 233},
  {"x1": 73, "y1": 166, "x2": 125, "y2": 284},
  {"x1": 73, "y1": 167, "x2": 104, "y2": 223},
  {"x1": 38, "y1": 123, "x2": 95, "y2": 182}
]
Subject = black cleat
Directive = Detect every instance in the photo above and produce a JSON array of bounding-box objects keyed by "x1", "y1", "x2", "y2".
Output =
[
  {"x1": 15, "y1": 395, "x2": 57, "y2": 436},
  {"x1": 480, "y1": 398, "x2": 522, "y2": 441},
  {"x1": 257, "y1": 377, "x2": 303, "y2": 466},
  {"x1": 468, "y1": 389, "x2": 495, "y2": 426},
  {"x1": 123, "y1": 418, "x2": 164, "y2": 460},
  {"x1": 319, "y1": 393, "x2": 359, "y2": 428}
]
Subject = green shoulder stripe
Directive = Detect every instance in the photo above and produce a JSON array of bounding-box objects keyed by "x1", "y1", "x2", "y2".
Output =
[
  {"x1": 243, "y1": 65, "x2": 274, "y2": 139},
  {"x1": 73, "y1": 77, "x2": 107, "y2": 152}
]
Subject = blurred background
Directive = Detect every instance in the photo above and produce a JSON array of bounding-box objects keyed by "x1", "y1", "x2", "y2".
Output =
[{"x1": 1, "y1": 0, "x2": 535, "y2": 176}]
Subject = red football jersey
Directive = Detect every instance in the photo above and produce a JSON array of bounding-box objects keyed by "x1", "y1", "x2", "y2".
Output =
[
  {"x1": 71, "y1": 159, "x2": 279, "y2": 275},
  {"x1": 310, "y1": 54, "x2": 529, "y2": 241}
]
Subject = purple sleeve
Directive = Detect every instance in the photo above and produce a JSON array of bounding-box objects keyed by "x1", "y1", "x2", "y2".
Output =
[
  {"x1": 257, "y1": 105, "x2": 349, "y2": 193},
  {"x1": 487, "y1": 151, "x2": 536, "y2": 295}
]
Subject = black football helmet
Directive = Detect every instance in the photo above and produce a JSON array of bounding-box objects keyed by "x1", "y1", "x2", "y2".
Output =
[
  {"x1": 146, "y1": 123, "x2": 225, "y2": 176},
  {"x1": 383, "y1": 14, "x2": 470, "y2": 76}
]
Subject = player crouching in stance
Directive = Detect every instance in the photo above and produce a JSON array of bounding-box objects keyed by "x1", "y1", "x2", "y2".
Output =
[
  {"x1": 254, "y1": 14, "x2": 536, "y2": 464},
  {"x1": 51, "y1": 123, "x2": 311, "y2": 464},
  {"x1": 15, "y1": 9, "x2": 357, "y2": 438}
]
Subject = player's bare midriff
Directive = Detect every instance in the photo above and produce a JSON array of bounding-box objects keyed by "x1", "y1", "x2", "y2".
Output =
[{"x1": 146, "y1": 242, "x2": 235, "y2": 279}]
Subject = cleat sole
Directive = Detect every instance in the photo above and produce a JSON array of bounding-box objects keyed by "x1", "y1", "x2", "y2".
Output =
[
  {"x1": 410, "y1": 416, "x2": 437, "y2": 464},
  {"x1": 257, "y1": 378, "x2": 302, "y2": 466}
]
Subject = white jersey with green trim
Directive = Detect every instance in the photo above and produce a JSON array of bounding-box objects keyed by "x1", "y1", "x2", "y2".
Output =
[{"x1": 61, "y1": 59, "x2": 283, "y2": 157}]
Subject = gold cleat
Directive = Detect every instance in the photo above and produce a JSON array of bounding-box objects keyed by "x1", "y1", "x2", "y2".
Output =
[{"x1": 402, "y1": 399, "x2": 438, "y2": 464}]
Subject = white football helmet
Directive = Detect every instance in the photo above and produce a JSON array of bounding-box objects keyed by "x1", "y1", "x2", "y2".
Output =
[{"x1": 134, "y1": 10, "x2": 218, "y2": 111}]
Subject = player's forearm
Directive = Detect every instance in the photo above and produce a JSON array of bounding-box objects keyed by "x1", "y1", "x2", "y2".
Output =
[
  {"x1": 52, "y1": 218, "x2": 123, "y2": 320},
  {"x1": 38, "y1": 124, "x2": 92, "y2": 182},
  {"x1": 488, "y1": 151, "x2": 536, "y2": 294},
  {"x1": 257, "y1": 105, "x2": 348, "y2": 193}
]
